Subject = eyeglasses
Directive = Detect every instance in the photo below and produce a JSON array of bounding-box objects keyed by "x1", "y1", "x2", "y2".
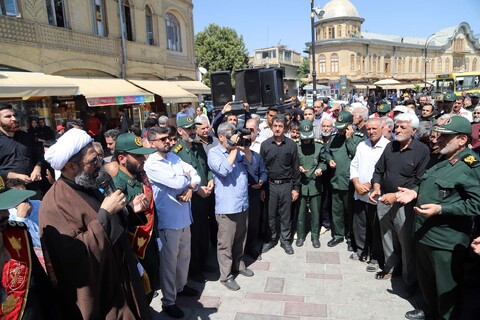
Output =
[
  {"x1": 150, "y1": 136, "x2": 171, "y2": 143},
  {"x1": 85, "y1": 155, "x2": 102, "y2": 166}
]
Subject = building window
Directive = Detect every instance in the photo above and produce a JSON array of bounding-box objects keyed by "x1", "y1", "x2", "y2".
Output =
[
  {"x1": 415, "y1": 58, "x2": 419, "y2": 73},
  {"x1": 398, "y1": 57, "x2": 402, "y2": 74},
  {"x1": 356, "y1": 54, "x2": 361, "y2": 72},
  {"x1": 328, "y1": 26, "x2": 335, "y2": 39},
  {"x1": 322, "y1": 27, "x2": 327, "y2": 39},
  {"x1": 408, "y1": 58, "x2": 412, "y2": 73},
  {"x1": 284, "y1": 51, "x2": 291, "y2": 62},
  {"x1": 372, "y1": 55, "x2": 377, "y2": 75},
  {"x1": 318, "y1": 54, "x2": 326, "y2": 74},
  {"x1": 165, "y1": 12, "x2": 182, "y2": 52},
  {"x1": 437, "y1": 58, "x2": 442, "y2": 73},
  {"x1": 331, "y1": 53, "x2": 339, "y2": 74},
  {"x1": 384, "y1": 55, "x2": 391, "y2": 75},
  {"x1": 0, "y1": 0, "x2": 18, "y2": 16},
  {"x1": 473, "y1": 58, "x2": 478, "y2": 71},
  {"x1": 362, "y1": 55, "x2": 366, "y2": 72},
  {"x1": 350, "y1": 54, "x2": 355, "y2": 71},
  {"x1": 465, "y1": 58, "x2": 470, "y2": 72},
  {"x1": 445, "y1": 58, "x2": 450, "y2": 72},
  {"x1": 337, "y1": 25, "x2": 342, "y2": 37},
  {"x1": 93, "y1": 0, "x2": 107, "y2": 36},
  {"x1": 46, "y1": 0, "x2": 66, "y2": 28},
  {"x1": 454, "y1": 38, "x2": 464, "y2": 52},
  {"x1": 121, "y1": 0, "x2": 133, "y2": 41},
  {"x1": 430, "y1": 60, "x2": 435, "y2": 73},
  {"x1": 145, "y1": 5, "x2": 154, "y2": 45}
]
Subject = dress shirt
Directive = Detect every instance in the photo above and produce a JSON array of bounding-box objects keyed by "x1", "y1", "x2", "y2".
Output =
[
  {"x1": 350, "y1": 136, "x2": 390, "y2": 203},
  {"x1": 9, "y1": 199, "x2": 41, "y2": 248},
  {"x1": 258, "y1": 121, "x2": 273, "y2": 140},
  {"x1": 371, "y1": 138, "x2": 430, "y2": 193},
  {"x1": 0, "y1": 131, "x2": 41, "y2": 180},
  {"x1": 145, "y1": 152, "x2": 200, "y2": 229},
  {"x1": 260, "y1": 136, "x2": 301, "y2": 191},
  {"x1": 249, "y1": 137, "x2": 264, "y2": 154},
  {"x1": 208, "y1": 144, "x2": 257, "y2": 214}
]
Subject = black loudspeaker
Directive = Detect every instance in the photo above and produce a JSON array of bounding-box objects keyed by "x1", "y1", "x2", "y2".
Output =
[
  {"x1": 210, "y1": 71, "x2": 233, "y2": 107},
  {"x1": 235, "y1": 69, "x2": 262, "y2": 105},
  {"x1": 260, "y1": 68, "x2": 284, "y2": 106}
]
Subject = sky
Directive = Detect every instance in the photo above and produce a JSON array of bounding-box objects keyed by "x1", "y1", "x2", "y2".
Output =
[{"x1": 193, "y1": 0, "x2": 480, "y2": 56}]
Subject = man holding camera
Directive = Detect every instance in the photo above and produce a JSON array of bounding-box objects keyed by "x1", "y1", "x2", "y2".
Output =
[
  {"x1": 208, "y1": 122, "x2": 257, "y2": 291},
  {"x1": 261, "y1": 114, "x2": 301, "y2": 255}
]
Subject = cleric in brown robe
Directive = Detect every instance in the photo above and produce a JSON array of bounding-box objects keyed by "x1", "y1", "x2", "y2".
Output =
[{"x1": 39, "y1": 128, "x2": 152, "y2": 320}]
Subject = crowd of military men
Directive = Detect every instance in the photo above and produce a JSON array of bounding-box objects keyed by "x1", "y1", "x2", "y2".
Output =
[{"x1": 0, "y1": 89, "x2": 479, "y2": 319}]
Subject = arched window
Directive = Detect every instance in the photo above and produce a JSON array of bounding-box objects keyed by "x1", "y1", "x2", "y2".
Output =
[
  {"x1": 398, "y1": 57, "x2": 402, "y2": 74},
  {"x1": 337, "y1": 25, "x2": 342, "y2": 37},
  {"x1": 384, "y1": 55, "x2": 391, "y2": 75},
  {"x1": 322, "y1": 27, "x2": 327, "y2": 39},
  {"x1": 465, "y1": 58, "x2": 470, "y2": 72},
  {"x1": 331, "y1": 53, "x2": 339, "y2": 73},
  {"x1": 165, "y1": 12, "x2": 182, "y2": 52},
  {"x1": 145, "y1": 6, "x2": 154, "y2": 45},
  {"x1": 445, "y1": 58, "x2": 450, "y2": 72},
  {"x1": 121, "y1": 0, "x2": 133, "y2": 41},
  {"x1": 408, "y1": 58, "x2": 413, "y2": 73},
  {"x1": 377, "y1": 56, "x2": 381, "y2": 72},
  {"x1": 318, "y1": 54, "x2": 326, "y2": 74},
  {"x1": 328, "y1": 26, "x2": 335, "y2": 39},
  {"x1": 362, "y1": 55, "x2": 366, "y2": 72},
  {"x1": 372, "y1": 55, "x2": 377, "y2": 75},
  {"x1": 473, "y1": 58, "x2": 478, "y2": 71},
  {"x1": 356, "y1": 53, "x2": 361, "y2": 72},
  {"x1": 350, "y1": 54, "x2": 355, "y2": 71},
  {"x1": 437, "y1": 58, "x2": 442, "y2": 73},
  {"x1": 415, "y1": 58, "x2": 419, "y2": 73}
]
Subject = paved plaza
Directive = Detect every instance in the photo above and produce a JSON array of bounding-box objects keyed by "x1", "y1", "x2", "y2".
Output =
[{"x1": 150, "y1": 230, "x2": 418, "y2": 320}]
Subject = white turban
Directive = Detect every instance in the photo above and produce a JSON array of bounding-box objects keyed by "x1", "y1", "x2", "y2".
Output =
[{"x1": 45, "y1": 128, "x2": 93, "y2": 170}]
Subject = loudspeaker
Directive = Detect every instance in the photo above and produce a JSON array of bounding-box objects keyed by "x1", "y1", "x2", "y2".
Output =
[
  {"x1": 260, "y1": 68, "x2": 284, "y2": 106},
  {"x1": 210, "y1": 71, "x2": 232, "y2": 107},
  {"x1": 235, "y1": 69, "x2": 262, "y2": 105}
]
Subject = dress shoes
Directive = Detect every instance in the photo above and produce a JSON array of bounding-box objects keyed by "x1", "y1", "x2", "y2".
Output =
[
  {"x1": 262, "y1": 241, "x2": 276, "y2": 253},
  {"x1": 295, "y1": 238, "x2": 305, "y2": 247},
  {"x1": 162, "y1": 304, "x2": 184, "y2": 319},
  {"x1": 405, "y1": 309, "x2": 425, "y2": 320},
  {"x1": 221, "y1": 278, "x2": 241, "y2": 291},
  {"x1": 237, "y1": 268, "x2": 254, "y2": 277},
  {"x1": 312, "y1": 239, "x2": 321, "y2": 248},
  {"x1": 280, "y1": 242, "x2": 294, "y2": 255},
  {"x1": 347, "y1": 241, "x2": 354, "y2": 252},
  {"x1": 327, "y1": 238, "x2": 343, "y2": 247},
  {"x1": 366, "y1": 259, "x2": 379, "y2": 272},
  {"x1": 177, "y1": 286, "x2": 200, "y2": 297}
]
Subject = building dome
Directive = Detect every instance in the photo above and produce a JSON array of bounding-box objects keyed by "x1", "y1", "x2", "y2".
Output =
[{"x1": 321, "y1": 0, "x2": 360, "y2": 20}]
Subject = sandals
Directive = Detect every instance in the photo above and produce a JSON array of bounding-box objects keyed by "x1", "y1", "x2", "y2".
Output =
[{"x1": 375, "y1": 271, "x2": 393, "y2": 280}]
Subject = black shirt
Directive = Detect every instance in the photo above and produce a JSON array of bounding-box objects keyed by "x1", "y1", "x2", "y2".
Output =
[
  {"x1": 372, "y1": 138, "x2": 430, "y2": 193},
  {"x1": 260, "y1": 136, "x2": 301, "y2": 191},
  {"x1": 0, "y1": 130, "x2": 42, "y2": 180}
]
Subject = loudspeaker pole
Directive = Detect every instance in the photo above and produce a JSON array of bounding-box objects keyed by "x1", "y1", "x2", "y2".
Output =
[{"x1": 311, "y1": 0, "x2": 317, "y2": 102}]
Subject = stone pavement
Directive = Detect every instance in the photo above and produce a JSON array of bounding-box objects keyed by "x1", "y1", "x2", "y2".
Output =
[{"x1": 150, "y1": 230, "x2": 420, "y2": 320}]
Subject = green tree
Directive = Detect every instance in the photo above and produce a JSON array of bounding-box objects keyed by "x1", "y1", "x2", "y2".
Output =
[
  {"x1": 296, "y1": 57, "x2": 310, "y2": 89},
  {"x1": 195, "y1": 23, "x2": 249, "y2": 87}
]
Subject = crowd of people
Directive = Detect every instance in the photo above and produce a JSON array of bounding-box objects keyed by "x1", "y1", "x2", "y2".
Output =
[{"x1": 0, "y1": 89, "x2": 479, "y2": 319}]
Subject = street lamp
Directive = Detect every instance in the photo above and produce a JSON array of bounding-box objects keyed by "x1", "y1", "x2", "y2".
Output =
[
  {"x1": 424, "y1": 33, "x2": 443, "y2": 92},
  {"x1": 310, "y1": 0, "x2": 325, "y2": 102}
]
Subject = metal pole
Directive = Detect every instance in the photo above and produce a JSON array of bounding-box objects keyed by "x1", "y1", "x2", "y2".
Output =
[
  {"x1": 118, "y1": 0, "x2": 127, "y2": 79},
  {"x1": 311, "y1": 0, "x2": 317, "y2": 102}
]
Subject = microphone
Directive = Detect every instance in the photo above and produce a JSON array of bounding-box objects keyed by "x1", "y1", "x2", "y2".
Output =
[{"x1": 99, "y1": 174, "x2": 116, "y2": 196}]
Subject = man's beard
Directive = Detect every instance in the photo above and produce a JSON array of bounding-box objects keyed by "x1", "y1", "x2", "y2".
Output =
[
  {"x1": 473, "y1": 117, "x2": 480, "y2": 123},
  {"x1": 395, "y1": 133, "x2": 412, "y2": 143},
  {"x1": 0, "y1": 121, "x2": 19, "y2": 132},
  {"x1": 439, "y1": 140, "x2": 459, "y2": 155},
  {"x1": 126, "y1": 159, "x2": 141, "y2": 177},
  {"x1": 322, "y1": 130, "x2": 332, "y2": 137},
  {"x1": 75, "y1": 167, "x2": 109, "y2": 190}
]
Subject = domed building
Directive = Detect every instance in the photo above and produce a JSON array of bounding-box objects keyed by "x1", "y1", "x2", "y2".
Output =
[{"x1": 307, "y1": 0, "x2": 480, "y2": 97}]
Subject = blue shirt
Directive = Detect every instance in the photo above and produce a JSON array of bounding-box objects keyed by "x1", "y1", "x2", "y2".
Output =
[
  {"x1": 145, "y1": 152, "x2": 200, "y2": 229},
  {"x1": 208, "y1": 144, "x2": 257, "y2": 214},
  {"x1": 9, "y1": 199, "x2": 41, "y2": 248}
]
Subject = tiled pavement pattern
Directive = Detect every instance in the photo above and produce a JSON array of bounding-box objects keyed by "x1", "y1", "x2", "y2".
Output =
[{"x1": 150, "y1": 231, "x2": 417, "y2": 319}]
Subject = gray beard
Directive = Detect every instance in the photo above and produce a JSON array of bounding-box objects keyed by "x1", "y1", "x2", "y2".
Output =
[
  {"x1": 473, "y1": 118, "x2": 480, "y2": 123},
  {"x1": 322, "y1": 131, "x2": 332, "y2": 137},
  {"x1": 75, "y1": 167, "x2": 109, "y2": 190}
]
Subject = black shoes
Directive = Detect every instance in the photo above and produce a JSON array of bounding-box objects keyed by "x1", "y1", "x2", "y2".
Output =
[
  {"x1": 295, "y1": 238, "x2": 305, "y2": 247},
  {"x1": 262, "y1": 241, "x2": 276, "y2": 253},
  {"x1": 327, "y1": 238, "x2": 343, "y2": 247},
  {"x1": 405, "y1": 309, "x2": 425, "y2": 320},
  {"x1": 280, "y1": 242, "x2": 294, "y2": 255},
  {"x1": 237, "y1": 268, "x2": 254, "y2": 277},
  {"x1": 312, "y1": 239, "x2": 321, "y2": 248},
  {"x1": 162, "y1": 304, "x2": 184, "y2": 318},
  {"x1": 347, "y1": 241, "x2": 354, "y2": 252},
  {"x1": 177, "y1": 286, "x2": 199, "y2": 297},
  {"x1": 221, "y1": 278, "x2": 241, "y2": 291}
]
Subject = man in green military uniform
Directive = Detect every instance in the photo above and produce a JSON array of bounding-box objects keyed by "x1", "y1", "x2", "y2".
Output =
[
  {"x1": 296, "y1": 120, "x2": 327, "y2": 248},
  {"x1": 326, "y1": 111, "x2": 365, "y2": 250},
  {"x1": 396, "y1": 116, "x2": 480, "y2": 320},
  {"x1": 112, "y1": 133, "x2": 161, "y2": 303},
  {"x1": 173, "y1": 116, "x2": 215, "y2": 282}
]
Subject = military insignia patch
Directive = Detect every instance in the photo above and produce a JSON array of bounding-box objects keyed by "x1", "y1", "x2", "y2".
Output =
[
  {"x1": 134, "y1": 136, "x2": 142, "y2": 146},
  {"x1": 303, "y1": 125, "x2": 309, "y2": 131},
  {"x1": 378, "y1": 105, "x2": 384, "y2": 111},
  {"x1": 173, "y1": 144, "x2": 183, "y2": 154},
  {"x1": 444, "y1": 118, "x2": 452, "y2": 125},
  {"x1": 338, "y1": 115, "x2": 343, "y2": 122},
  {"x1": 187, "y1": 117, "x2": 193, "y2": 122},
  {"x1": 462, "y1": 154, "x2": 478, "y2": 167}
]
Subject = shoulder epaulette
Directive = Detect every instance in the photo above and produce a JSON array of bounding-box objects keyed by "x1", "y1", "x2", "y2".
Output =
[
  {"x1": 173, "y1": 144, "x2": 183, "y2": 154},
  {"x1": 462, "y1": 154, "x2": 479, "y2": 167},
  {"x1": 354, "y1": 132, "x2": 364, "y2": 138},
  {"x1": 314, "y1": 139, "x2": 324, "y2": 144},
  {"x1": 7, "y1": 220, "x2": 26, "y2": 228}
]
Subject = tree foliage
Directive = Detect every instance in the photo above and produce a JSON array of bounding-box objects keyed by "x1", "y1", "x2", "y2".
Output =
[
  {"x1": 195, "y1": 23, "x2": 249, "y2": 87},
  {"x1": 296, "y1": 57, "x2": 310, "y2": 89}
]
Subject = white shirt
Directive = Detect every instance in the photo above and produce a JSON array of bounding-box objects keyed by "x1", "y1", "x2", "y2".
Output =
[
  {"x1": 258, "y1": 121, "x2": 273, "y2": 140},
  {"x1": 249, "y1": 136, "x2": 264, "y2": 154},
  {"x1": 457, "y1": 107, "x2": 473, "y2": 122},
  {"x1": 350, "y1": 136, "x2": 390, "y2": 204}
]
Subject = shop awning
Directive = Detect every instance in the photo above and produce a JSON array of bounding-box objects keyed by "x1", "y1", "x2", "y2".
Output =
[
  {"x1": 0, "y1": 71, "x2": 79, "y2": 98},
  {"x1": 128, "y1": 80, "x2": 197, "y2": 104},
  {"x1": 64, "y1": 77, "x2": 155, "y2": 107},
  {"x1": 387, "y1": 83, "x2": 416, "y2": 90},
  {"x1": 353, "y1": 84, "x2": 368, "y2": 89},
  {"x1": 170, "y1": 81, "x2": 211, "y2": 95}
]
